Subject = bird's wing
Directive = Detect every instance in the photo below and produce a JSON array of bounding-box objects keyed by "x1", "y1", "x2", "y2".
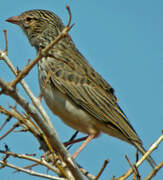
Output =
[
  {"x1": 49, "y1": 60, "x2": 141, "y2": 144},
  {"x1": 50, "y1": 39, "x2": 117, "y2": 100}
]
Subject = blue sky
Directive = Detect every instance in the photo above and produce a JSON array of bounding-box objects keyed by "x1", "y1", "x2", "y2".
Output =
[{"x1": 0, "y1": 1, "x2": 163, "y2": 179}]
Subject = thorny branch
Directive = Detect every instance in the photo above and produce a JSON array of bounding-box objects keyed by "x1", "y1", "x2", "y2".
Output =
[
  {"x1": 0, "y1": 150, "x2": 60, "y2": 174},
  {"x1": 0, "y1": 160, "x2": 66, "y2": 180}
]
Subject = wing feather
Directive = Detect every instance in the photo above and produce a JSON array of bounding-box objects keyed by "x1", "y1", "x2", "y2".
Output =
[{"x1": 50, "y1": 67, "x2": 141, "y2": 144}]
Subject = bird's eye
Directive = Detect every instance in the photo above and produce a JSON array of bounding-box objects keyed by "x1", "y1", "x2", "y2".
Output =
[{"x1": 25, "y1": 17, "x2": 33, "y2": 23}]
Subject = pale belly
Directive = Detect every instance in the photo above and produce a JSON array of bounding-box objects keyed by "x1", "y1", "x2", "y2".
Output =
[{"x1": 41, "y1": 83, "x2": 100, "y2": 136}]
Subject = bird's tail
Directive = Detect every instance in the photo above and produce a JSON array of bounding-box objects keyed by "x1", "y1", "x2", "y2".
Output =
[
  {"x1": 133, "y1": 142, "x2": 156, "y2": 168},
  {"x1": 115, "y1": 103, "x2": 156, "y2": 168}
]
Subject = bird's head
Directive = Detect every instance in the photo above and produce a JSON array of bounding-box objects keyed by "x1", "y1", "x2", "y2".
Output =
[{"x1": 6, "y1": 9, "x2": 65, "y2": 50}]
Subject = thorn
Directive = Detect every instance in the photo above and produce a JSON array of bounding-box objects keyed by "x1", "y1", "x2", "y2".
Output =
[
  {"x1": 3, "y1": 29, "x2": 8, "y2": 55},
  {"x1": 66, "y1": 5, "x2": 72, "y2": 27}
]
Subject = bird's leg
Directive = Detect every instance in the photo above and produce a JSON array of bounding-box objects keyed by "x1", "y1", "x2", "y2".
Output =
[
  {"x1": 72, "y1": 134, "x2": 95, "y2": 159},
  {"x1": 64, "y1": 136, "x2": 88, "y2": 147}
]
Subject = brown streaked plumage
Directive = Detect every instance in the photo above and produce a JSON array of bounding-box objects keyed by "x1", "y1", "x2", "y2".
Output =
[{"x1": 6, "y1": 9, "x2": 156, "y2": 167}]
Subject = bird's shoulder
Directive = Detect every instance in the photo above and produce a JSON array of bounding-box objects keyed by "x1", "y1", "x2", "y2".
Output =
[{"x1": 44, "y1": 41, "x2": 117, "y2": 104}]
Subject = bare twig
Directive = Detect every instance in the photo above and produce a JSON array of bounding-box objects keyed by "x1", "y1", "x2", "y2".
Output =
[
  {"x1": 144, "y1": 161, "x2": 163, "y2": 180},
  {"x1": 94, "y1": 159, "x2": 109, "y2": 180},
  {"x1": 0, "y1": 115, "x2": 12, "y2": 131},
  {"x1": 0, "y1": 160, "x2": 66, "y2": 180},
  {"x1": 3, "y1": 29, "x2": 8, "y2": 55},
  {"x1": 0, "y1": 106, "x2": 42, "y2": 137},
  {"x1": 23, "y1": 163, "x2": 38, "y2": 170},
  {"x1": 43, "y1": 70, "x2": 53, "y2": 89},
  {"x1": 66, "y1": 5, "x2": 72, "y2": 27},
  {"x1": 0, "y1": 150, "x2": 60, "y2": 174},
  {"x1": 0, "y1": 122, "x2": 19, "y2": 141},
  {"x1": 78, "y1": 164, "x2": 96, "y2": 180},
  {"x1": 125, "y1": 155, "x2": 140, "y2": 180}
]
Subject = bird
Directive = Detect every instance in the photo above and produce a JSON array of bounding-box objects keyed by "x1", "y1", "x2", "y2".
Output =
[{"x1": 6, "y1": 9, "x2": 156, "y2": 168}]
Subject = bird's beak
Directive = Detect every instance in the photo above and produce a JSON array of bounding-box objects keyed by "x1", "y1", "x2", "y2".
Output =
[{"x1": 6, "y1": 16, "x2": 21, "y2": 25}]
